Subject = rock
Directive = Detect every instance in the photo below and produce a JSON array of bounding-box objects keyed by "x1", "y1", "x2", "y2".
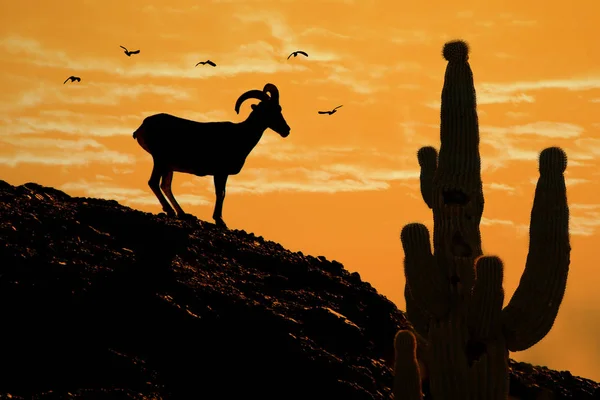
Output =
[{"x1": 0, "y1": 180, "x2": 598, "y2": 399}]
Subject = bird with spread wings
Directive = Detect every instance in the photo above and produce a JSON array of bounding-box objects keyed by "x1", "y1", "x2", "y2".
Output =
[
  {"x1": 120, "y1": 46, "x2": 140, "y2": 57},
  {"x1": 63, "y1": 76, "x2": 81, "y2": 84},
  {"x1": 195, "y1": 60, "x2": 217, "y2": 67},
  {"x1": 318, "y1": 105, "x2": 343, "y2": 115},
  {"x1": 287, "y1": 50, "x2": 308, "y2": 60}
]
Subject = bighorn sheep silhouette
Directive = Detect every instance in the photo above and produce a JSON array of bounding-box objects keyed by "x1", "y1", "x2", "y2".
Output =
[{"x1": 132, "y1": 83, "x2": 291, "y2": 229}]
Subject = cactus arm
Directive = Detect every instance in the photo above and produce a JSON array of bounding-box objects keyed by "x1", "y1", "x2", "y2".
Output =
[
  {"x1": 404, "y1": 284, "x2": 430, "y2": 338},
  {"x1": 468, "y1": 256, "x2": 505, "y2": 340},
  {"x1": 467, "y1": 256, "x2": 508, "y2": 399},
  {"x1": 501, "y1": 147, "x2": 570, "y2": 351},
  {"x1": 401, "y1": 223, "x2": 450, "y2": 319},
  {"x1": 393, "y1": 330, "x2": 424, "y2": 400},
  {"x1": 417, "y1": 146, "x2": 438, "y2": 209}
]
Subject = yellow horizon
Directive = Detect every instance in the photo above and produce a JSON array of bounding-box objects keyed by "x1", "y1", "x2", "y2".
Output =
[{"x1": 1, "y1": 0, "x2": 600, "y2": 382}]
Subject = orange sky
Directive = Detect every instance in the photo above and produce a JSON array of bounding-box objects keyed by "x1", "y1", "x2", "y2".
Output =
[{"x1": 1, "y1": 0, "x2": 600, "y2": 382}]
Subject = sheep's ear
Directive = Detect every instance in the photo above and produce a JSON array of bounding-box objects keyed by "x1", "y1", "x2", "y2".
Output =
[{"x1": 251, "y1": 104, "x2": 257, "y2": 110}]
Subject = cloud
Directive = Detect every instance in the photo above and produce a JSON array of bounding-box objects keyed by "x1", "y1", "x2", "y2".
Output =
[
  {"x1": 232, "y1": 13, "x2": 341, "y2": 62},
  {"x1": 299, "y1": 27, "x2": 352, "y2": 40},
  {"x1": 570, "y1": 214, "x2": 600, "y2": 236},
  {"x1": 480, "y1": 129, "x2": 598, "y2": 171},
  {"x1": 425, "y1": 92, "x2": 534, "y2": 107},
  {"x1": 528, "y1": 177, "x2": 590, "y2": 187},
  {"x1": 485, "y1": 182, "x2": 516, "y2": 193},
  {"x1": 142, "y1": 5, "x2": 200, "y2": 13},
  {"x1": 478, "y1": 93, "x2": 535, "y2": 104},
  {"x1": 506, "y1": 111, "x2": 528, "y2": 119},
  {"x1": 0, "y1": 136, "x2": 105, "y2": 150},
  {"x1": 573, "y1": 138, "x2": 600, "y2": 157},
  {"x1": 456, "y1": 11, "x2": 474, "y2": 18},
  {"x1": 0, "y1": 150, "x2": 133, "y2": 167},
  {"x1": 481, "y1": 217, "x2": 516, "y2": 227},
  {"x1": 478, "y1": 78, "x2": 600, "y2": 94},
  {"x1": 252, "y1": 136, "x2": 409, "y2": 164},
  {"x1": 231, "y1": 164, "x2": 418, "y2": 194},
  {"x1": 564, "y1": 204, "x2": 600, "y2": 236},
  {"x1": 0, "y1": 136, "x2": 135, "y2": 167},
  {"x1": 480, "y1": 122, "x2": 584, "y2": 138},
  {"x1": 511, "y1": 20, "x2": 537, "y2": 26},
  {"x1": 0, "y1": 116, "x2": 134, "y2": 137},
  {"x1": 60, "y1": 180, "x2": 210, "y2": 206},
  {"x1": 0, "y1": 35, "x2": 308, "y2": 80},
  {"x1": 187, "y1": 164, "x2": 420, "y2": 194},
  {"x1": 389, "y1": 30, "x2": 435, "y2": 45},
  {"x1": 0, "y1": 81, "x2": 196, "y2": 111}
]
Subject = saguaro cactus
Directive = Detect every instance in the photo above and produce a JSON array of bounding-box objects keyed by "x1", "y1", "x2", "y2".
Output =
[{"x1": 393, "y1": 40, "x2": 571, "y2": 399}]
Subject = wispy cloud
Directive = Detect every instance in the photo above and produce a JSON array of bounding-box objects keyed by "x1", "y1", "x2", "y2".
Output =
[
  {"x1": 0, "y1": 116, "x2": 134, "y2": 137},
  {"x1": 61, "y1": 180, "x2": 210, "y2": 206},
  {"x1": 299, "y1": 27, "x2": 352, "y2": 40},
  {"x1": 0, "y1": 150, "x2": 133, "y2": 167},
  {"x1": 187, "y1": 164, "x2": 419, "y2": 194},
  {"x1": 389, "y1": 30, "x2": 439, "y2": 45},
  {"x1": 480, "y1": 122, "x2": 584, "y2": 138},
  {"x1": 0, "y1": 35, "x2": 309, "y2": 80},
  {"x1": 425, "y1": 92, "x2": 534, "y2": 108},
  {"x1": 528, "y1": 177, "x2": 590, "y2": 187},
  {"x1": 252, "y1": 136, "x2": 410, "y2": 164},
  {"x1": 142, "y1": 5, "x2": 200, "y2": 13},
  {"x1": 485, "y1": 182, "x2": 516, "y2": 193},
  {"x1": 0, "y1": 134, "x2": 135, "y2": 166},
  {"x1": 506, "y1": 111, "x2": 528, "y2": 119},
  {"x1": 511, "y1": 20, "x2": 538, "y2": 26},
  {"x1": 0, "y1": 81, "x2": 196, "y2": 111},
  {"x1": 479, "y1": 78, "x2": 600, "y2": 94},
  {"x1": 456, "y1": 11, "x2": 474, "y2": 18},
  {"x1": 481, "y1": 217, "x2": 516, "y2": 227},
  {"x1": 232, "y1": 12, "x2": 341, "y2": 62}
]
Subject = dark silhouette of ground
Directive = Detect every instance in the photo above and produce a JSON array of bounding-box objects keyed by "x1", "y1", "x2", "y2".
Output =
[
  {"x1": 0, "y1": 180, "x2": 598, "y2": 400},
  {"x1": 132, "y1": 83, "x2": 290, "y2": 230}
]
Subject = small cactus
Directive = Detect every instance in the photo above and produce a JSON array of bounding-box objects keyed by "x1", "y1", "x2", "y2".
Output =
[{"x1": 394, "y1": 40, "x2": 571, "y2": 399}]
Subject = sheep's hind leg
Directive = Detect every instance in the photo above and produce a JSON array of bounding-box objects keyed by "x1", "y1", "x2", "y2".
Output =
[
  {"x1": 212, "y1": 174, "x2": 228, "y2": 229},
  {"x1": 148, "y1": 162, "x2": 176, "y2": 217},
  {"x1": 160, "y1": 171, "x2": 195, "y2": 220}
]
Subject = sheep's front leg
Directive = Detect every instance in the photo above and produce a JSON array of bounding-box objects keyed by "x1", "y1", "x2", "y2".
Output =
[
  {"x1": 213, "y1": 174, "x2": 228, "y2": 229},
  {"x1": 149, "y1": 162, "x2": 176, "y2": 217}
]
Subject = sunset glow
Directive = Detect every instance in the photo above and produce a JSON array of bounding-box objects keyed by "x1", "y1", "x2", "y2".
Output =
[{"x1": 1, "y1": 0, "x2": 599, "y2": 381}]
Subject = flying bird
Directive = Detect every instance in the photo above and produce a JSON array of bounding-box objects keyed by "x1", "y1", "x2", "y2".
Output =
[
  {"x1": 318, "y1": 105, "x2": 343, "y2": 115},
  {"x1": 63, "y1": 76, "x2": 81, "y2": 84},
  {"x1": 195, "y1": 60, "x2": 216, "y2": 67},
  {"x1": 120, "y1": 46, "x2": 140, "y2": 56},
  {"x1": 287, "y1": 50, "x2": 308, "y2": 60}
]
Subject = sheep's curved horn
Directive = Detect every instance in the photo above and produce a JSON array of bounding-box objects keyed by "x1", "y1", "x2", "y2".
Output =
[
  {"x1": 234, "y1": 89, "x2": 270, "y2": 114},
  {"x1": 263, "y1": 83, "x2": 279, "y2": 104}
]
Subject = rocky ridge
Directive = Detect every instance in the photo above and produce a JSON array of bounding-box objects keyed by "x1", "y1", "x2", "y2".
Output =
[{"x1": 0, "y1": 180, "x2": 598, "y2": 399}]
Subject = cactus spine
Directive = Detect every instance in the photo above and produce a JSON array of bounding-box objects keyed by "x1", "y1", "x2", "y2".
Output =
[{"x1": 393, "y1": 40, "x2": 571, "y2": 400}]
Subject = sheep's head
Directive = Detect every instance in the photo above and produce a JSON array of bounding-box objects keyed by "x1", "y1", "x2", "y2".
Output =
[{"x1": 234, "y1": 83, "x2": 291, "y2": 137}]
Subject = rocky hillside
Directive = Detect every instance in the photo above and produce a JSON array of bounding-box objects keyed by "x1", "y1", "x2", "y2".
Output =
[{"x1": 0, "y1": 180, "x2": 598, "y2": 400}]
